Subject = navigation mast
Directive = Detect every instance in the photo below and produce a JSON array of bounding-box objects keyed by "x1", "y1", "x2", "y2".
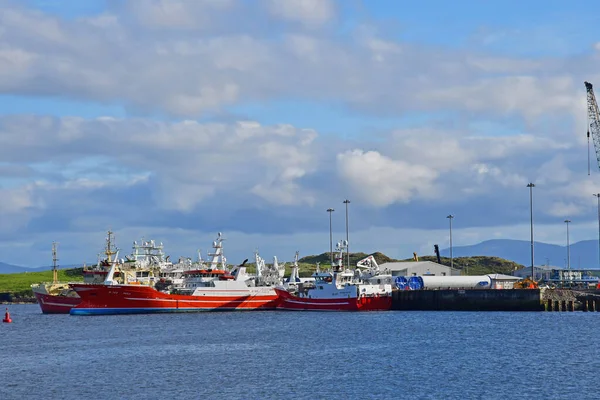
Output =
[
  {"x1": 105, "y1": 230, "x2": 117, "y2": 262},
  {"x1": 52, "y1": 242, "x2": 59, "y2": 284}
]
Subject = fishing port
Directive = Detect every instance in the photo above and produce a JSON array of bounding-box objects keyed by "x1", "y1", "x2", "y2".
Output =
[
  {"x1": 10, "y1": 80, "x2": 600, "y2": 314},
  {"x1": 5, "y1": 3, "x2": 600, "y2": 400},
  {"x1": 3, "y1": 227, "x2": 600, "y2": 314}
]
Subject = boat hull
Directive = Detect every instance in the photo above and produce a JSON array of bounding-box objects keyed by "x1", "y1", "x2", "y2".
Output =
[
  {"x1": 69, "y1": 284, "x2": 280, "y2": 315},
  {"x1": 275, "y1": 288, "x2": 391, "y2": 311},
  {"x1": 33, "y1": 291, "x2": 81, "y2": 314}
]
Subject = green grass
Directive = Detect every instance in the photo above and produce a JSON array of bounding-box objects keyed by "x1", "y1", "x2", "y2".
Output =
[
  {"x1": 298, "y1": 252, "x2": 396, "y2": 266},
  {"x1": 411, "y1": 255, "x2": 524, "y2": 275},
  {"x1": 0, "y1": 269, "x2": 84, "y2": 293}
]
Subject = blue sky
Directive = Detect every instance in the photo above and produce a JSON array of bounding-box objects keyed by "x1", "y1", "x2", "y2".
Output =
[{"x1": 1, "y1": 0, "x2": 600, "y2": 267}]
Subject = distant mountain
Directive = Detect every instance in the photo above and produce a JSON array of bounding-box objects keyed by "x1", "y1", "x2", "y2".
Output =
[
  {"x1": 0, "y1": 262, "x2": 29, "y2": 274},
  {"x1": 441, "y1": 239, "x2": 600, "y2": 269},
  {"x1": 0, "y1": 262, "x2": 83, "y2": 274}
]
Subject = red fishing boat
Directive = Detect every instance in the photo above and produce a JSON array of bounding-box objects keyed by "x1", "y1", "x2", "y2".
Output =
[
  {"x1": 69, "y1": 233, "x2": 280, "y2": 315},
  {"x1": 275, "y1": 241, "x2": 392, "y2": 311},
  {"x1": 31, "y1": 240, "x2": 112, "y2": 314},
  {"x1": 32, "y1": 232, "x2": 170, "y2": 314}
]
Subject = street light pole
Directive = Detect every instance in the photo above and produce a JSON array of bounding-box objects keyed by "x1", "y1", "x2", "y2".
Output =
[
  {"x1": 564, "y1": 219, "x2": 571, "y2": 270},
  {"x1": 527, "y1": 183, "x2": 535, "y2": 280},
  {"x1": 343, "y1": 199, "x2": 350, "y2": 268},
  {"x1": 327, "y1": 208, "x2": 335, "y2": 265},
  {"x1": 446, "y1": 215, "x2": 454, "y2": 269},
  {"x1": 594, "y1": 194, "x2": 600, "y2": 268}
]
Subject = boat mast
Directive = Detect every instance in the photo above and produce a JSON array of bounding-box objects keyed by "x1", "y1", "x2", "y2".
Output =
[
  {"x1": 52, "y1": 242, "x2": 59, "y2": 284},
  {"x1": 254, "y1": 250, "x2": 263, "y2": 281},
  {"x1": 207, "y1": 232, "x2": 225, "y2": 270},
  {"x1": 105, "y1": 230, "x2": 118, "y2": 263}
]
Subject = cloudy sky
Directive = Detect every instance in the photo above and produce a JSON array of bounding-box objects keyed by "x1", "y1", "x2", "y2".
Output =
[{"x1": 1, "y1": 0, "x2": 600, "y2": 267}]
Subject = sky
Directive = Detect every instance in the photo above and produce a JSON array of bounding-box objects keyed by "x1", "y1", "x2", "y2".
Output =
[{"x1": 2, "y1": 0, "x2": 600, "y2": 267}]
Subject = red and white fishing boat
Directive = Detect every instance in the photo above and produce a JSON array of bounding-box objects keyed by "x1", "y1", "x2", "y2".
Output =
[
  {"x1": 69, "y1": 233, "x2": 281, "y2": 315},
  {"x1": 275, "y1": 240, "x2": 392, "y2": 311},
  {"x1": 31, "y1": 239, "x2": 116, "y2": 314},
  {"x1": 32, "y1": 232, "x2": 171, "y2": 314}
]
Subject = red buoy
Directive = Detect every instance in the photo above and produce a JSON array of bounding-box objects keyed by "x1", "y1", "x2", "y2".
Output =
[{"x1": 2, "y1": 308, "x2": 12, "y2": 323}]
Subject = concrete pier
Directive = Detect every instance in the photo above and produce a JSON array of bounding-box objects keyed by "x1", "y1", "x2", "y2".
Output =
[
  {"x1": 391, "y1": 289, "x2": 543, "y2": 311},
  {"x1": 540, "y1": 289, "x2": 600, "y2": 311}
]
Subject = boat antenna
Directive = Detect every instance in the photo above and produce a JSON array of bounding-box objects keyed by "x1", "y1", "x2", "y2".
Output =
[{"x1": 52, "y1": 242, "x2": 59, "y2": 284}]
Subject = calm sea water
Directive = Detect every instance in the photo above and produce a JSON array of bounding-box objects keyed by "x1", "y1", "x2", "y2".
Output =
[{"x1": 1, "y1": 305, "x2": 599, "y2": 399}]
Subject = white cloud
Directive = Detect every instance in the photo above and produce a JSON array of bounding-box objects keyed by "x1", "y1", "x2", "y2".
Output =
[
  {"x1": 466, "y1": 56, "x2": 542, "y2": 74},
  {"x1": 250, "y1": 133, "x2": 318, "y2": 206},
  {"x1": 420, "y1": 76, "x2": 579, "y2": 121},
  {"x1": 337, "y1": 150, "x2": 438, "y2": 207},
  {"x1": 547, "y1": 201, "x2": 583, "y2": 218},
  {"x1": 2, "y1": 2, "x2": 600, "y2": 266},
  {"x1": 470, "y1": 164, "x2": 528, "y2": 188},
  {"x1": 155, "y1": 182, "x2": 216, "y2": 212},
  {"x1": 266, "y1": 0, "x2": 335, "y2": 25},
  {"x1": 126, "y1": 0, "x2": 236, "y2": 30},
  {"x1": 0, "y1": 3, "x2": 593, "y2": 121},
  {"x1": 0, "y1": 116, "x2": 320, "y2": 212},
  {"x1": 468, "y1": 134, "x2": 570, "y2": 160},
  {"x1": 388, "y1": 128, "x2": 474, "y2": 170},
  {"x1": 0, "y1": 184, "x2": 37, "y2": 214},
  {"x1": 536, "y1": 155, "x2": 572, "y2": 185}
]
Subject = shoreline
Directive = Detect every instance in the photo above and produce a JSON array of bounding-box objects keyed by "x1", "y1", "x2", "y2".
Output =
[{"x1": 0, "y1": 293, "x2": 36, "y2": 304}]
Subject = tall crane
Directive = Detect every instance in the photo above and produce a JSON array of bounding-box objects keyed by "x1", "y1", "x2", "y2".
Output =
[{"x1": 586, "y1": 81, "x2": 600, "y2": 175}]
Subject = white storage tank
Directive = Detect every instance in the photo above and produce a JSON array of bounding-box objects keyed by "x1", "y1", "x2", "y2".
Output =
[{"x1": 420, "y1": 275, "x2": 492, "y2": 290}]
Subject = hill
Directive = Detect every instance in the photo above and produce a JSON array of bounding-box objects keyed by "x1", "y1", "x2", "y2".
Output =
[
  {"x1": 297, "y1": 252, "x2": 521, "y2": 276},
  {"x1": 441, "y1": 239, "x2": 600, "y2": 269},
  {"x1": 411, "y1": 255, "x2": 524, "y2": 275},
  {"x1": 298, "y1": 252, "x2": 398, "y2": 266}
]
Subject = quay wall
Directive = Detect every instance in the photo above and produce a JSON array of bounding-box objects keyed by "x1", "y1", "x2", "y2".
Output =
[
  {"x1": 0, "y1": 292, "x2": 36, "y2": 304},
  {"x1": 392, "y1": 289, "x2": 543, "y2": 311}
]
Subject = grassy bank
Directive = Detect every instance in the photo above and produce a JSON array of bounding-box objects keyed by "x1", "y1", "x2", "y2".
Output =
[{"x1": 0, "y1": 269, "x2": 84, "y2": 293}]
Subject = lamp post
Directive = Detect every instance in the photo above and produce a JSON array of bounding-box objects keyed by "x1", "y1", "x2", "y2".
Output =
[
  {"x1": 343, "y1": 199, "x2": 350, "y2": 268},
  {"x1": 564, "y1": 219, "x2": 571, "y2": 270},
  {"x1": 446, "y1": 215, "x2": 454, "y2": 269},
  {"x1": 527, "y1": 183, "x2": 535, "y2": 280},
  {"x1": 327, "y1": 208, "x2": 335, "y2": 265},
  {"x1": 594, "y1": 194, "x2": 600, "y2": 268}
]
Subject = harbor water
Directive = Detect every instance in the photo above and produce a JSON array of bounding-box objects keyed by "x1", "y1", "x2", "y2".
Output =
[{"x1": 2, "y1": 304, "x2": 599, "y2": 399}]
